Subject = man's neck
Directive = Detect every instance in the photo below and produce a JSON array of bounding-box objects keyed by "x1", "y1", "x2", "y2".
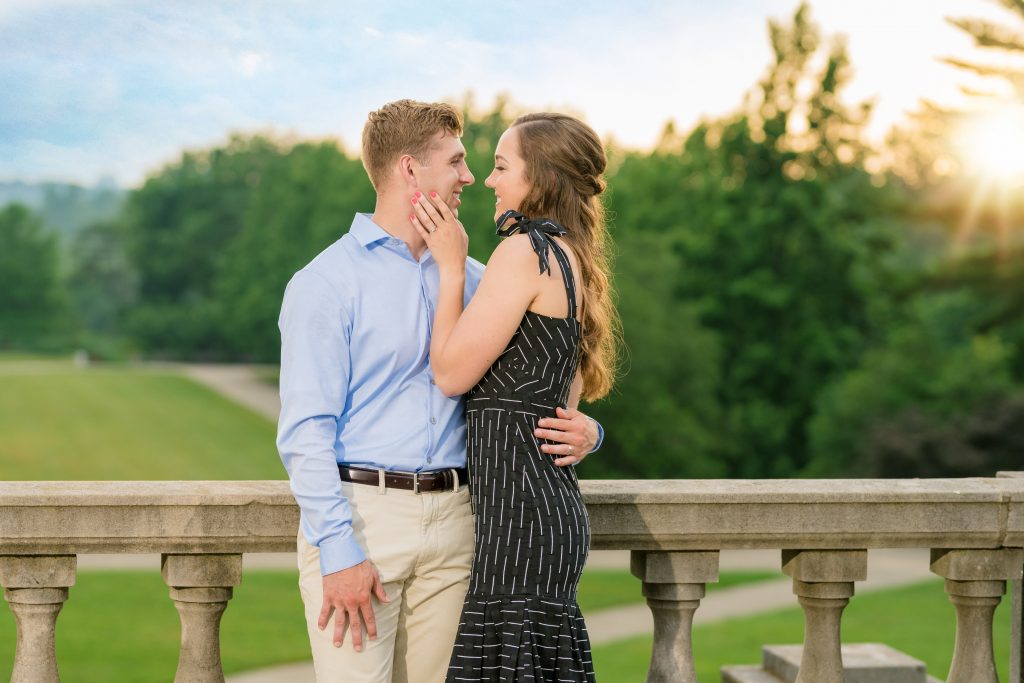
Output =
[{"x1": 371, "y1": 195, "x2": 428, "y2": 261}]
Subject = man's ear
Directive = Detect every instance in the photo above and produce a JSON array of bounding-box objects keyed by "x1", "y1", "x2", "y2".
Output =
[{"x1": 398, "y1": 154, "x2": 419, "y2": 190}]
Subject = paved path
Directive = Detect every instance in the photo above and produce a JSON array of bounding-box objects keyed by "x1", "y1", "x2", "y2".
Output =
[
  {"x1": 221, "y1": 549, "x2": 935, "y2": 683},
  {"x1": 179, "y1": 363, "x2": 280, "y2": 422}
]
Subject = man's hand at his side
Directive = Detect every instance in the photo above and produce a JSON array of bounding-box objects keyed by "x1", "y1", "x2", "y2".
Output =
[
  {"x1": 318, "y1": 559, "x2": 390, "y2": 651},
  {"x1": 534, "y1": 407, "x2": 600, "y2": 467}
]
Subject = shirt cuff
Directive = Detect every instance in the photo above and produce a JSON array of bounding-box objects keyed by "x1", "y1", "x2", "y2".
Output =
[
  {"x1": 589, "y1": 418, "x2": 605, "y2": 453},
  {"x1": 317, "y1": 532, "x2": 367, "y2": 576}
]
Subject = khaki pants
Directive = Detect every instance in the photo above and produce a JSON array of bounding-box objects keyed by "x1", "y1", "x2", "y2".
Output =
[{"x1": 298, "y1": 480, "x2": 475, "y2": 683}]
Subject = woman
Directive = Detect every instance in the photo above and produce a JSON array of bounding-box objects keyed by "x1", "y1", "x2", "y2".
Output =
[{"x1": 409, "y1": 112, "x2": 618, "y2": 682}]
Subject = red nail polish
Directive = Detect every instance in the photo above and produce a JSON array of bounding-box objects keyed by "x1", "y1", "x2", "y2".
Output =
[
  {"x1": 430, "y1": 191, "x2": 437, "y2": 198},
  {"x1": 412, "y1": 196, "x2": 417, "y2": 204}
]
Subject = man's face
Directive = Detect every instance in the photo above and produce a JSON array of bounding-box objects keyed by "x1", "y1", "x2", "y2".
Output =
[{"x1": 413, "y1": 132, "x2": 475, "y2": 215}]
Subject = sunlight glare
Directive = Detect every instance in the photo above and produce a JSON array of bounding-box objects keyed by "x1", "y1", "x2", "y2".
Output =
[{"x1": 957, "y1": 105, "x2": 1024, "y2": 183}]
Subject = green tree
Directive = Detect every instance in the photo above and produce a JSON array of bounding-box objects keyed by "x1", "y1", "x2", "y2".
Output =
[
  {"x1": 807, "y1": 292, "x2": 1018, "y2": 476},
  {"x1": 122, "y1": 136, "x2": 303, "y2": 357},
  {"x1": 945, "y1": 0, "x2": 1024, "y2": 100},
  {"x1": 605, "y1": 3, "x2": 898, "y2": 477},
  {"x1": 585, "y1": 229, "x2": 726, "y2": 478},
  {"x1": 0, "y1": 204, "x2": 67, "y2": 348},
  {"x1": 213, "y1": 141, "x2": 375, "y2": 360},
  {"x1": 65, "y1": 220, "x2": 138, "y2": 346}
]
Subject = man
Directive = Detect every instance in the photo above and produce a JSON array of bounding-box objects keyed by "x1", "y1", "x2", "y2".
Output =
[{"x1": 277, "y1": 99, "x2": 603, "y2": 683}]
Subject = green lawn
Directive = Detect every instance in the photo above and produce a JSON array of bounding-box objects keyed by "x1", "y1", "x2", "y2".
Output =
[
  {"x1": 0, "y1": 568, "x2": 775, "y2": 681},
  {"x1": 578, "y1": 568, "x2": 777, "y2": 613},
  {"x1": 592, "y1": 578, "x2": 1013, "y2": 682},
  {"x1": 0, "y1": 362, "x2": 282, "y2": 479}
]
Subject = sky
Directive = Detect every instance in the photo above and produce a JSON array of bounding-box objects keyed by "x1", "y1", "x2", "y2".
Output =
[{"x1": 0, "y1": 0, "x2": 1010, "y2": 186}]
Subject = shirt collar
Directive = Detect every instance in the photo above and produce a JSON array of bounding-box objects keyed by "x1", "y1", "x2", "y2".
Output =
[{"x1": 349, "y1": 213, "x2": 391, "y2": 248}]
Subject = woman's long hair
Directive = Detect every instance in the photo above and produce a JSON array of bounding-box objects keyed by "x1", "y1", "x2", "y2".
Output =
[{"x1": 511, "y1": 113, "x2": 620, "y2": 401}]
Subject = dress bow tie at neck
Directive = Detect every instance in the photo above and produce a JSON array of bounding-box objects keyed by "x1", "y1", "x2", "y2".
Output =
[{"x1": 495, "y1": 210, "x2": 568, "y2": 276}]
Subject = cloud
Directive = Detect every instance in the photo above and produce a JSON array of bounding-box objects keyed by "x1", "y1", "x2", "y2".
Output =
[{"x1": 238, "y1": 51, "x2": 269, "y2": 78}]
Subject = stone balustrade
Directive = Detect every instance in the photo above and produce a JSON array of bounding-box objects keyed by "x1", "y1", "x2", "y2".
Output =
[{"x1": 1, "y1": 476, "x2": 1023, "y2": 682}]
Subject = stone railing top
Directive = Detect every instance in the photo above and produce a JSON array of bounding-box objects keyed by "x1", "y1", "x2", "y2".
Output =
[
  {"x1": 1, "y1": 478, "x2": 1022, "y2": 554},
  {"x1": 579, "y1": 477, "x2": 1024, "y2": 503},
  {"x1": 0, "y1": 480, "x2": 293, "y2": 506},
  {"x1": 2, "y1": 477, "x2": 1022, "y2": 505}
]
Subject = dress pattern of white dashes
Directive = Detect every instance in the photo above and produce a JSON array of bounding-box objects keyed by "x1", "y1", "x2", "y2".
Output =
[{"x1": 446, "y1": 216, "x2": 595, "y2": 683}]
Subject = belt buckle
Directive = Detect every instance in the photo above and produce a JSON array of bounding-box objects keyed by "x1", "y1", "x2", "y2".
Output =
[{"x1": 412, "y1": 472, "x2": 421, "y2": 495}]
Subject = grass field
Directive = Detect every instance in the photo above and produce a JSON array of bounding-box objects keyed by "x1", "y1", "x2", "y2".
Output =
[
  {"x1": 0, "y1": 362, "x2": 282, "y2": 480},
  {"x1": 0, "y1": 568, "x2": 776, "y2": 682}
]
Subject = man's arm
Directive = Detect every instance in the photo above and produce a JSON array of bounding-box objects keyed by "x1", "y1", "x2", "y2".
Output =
[
  {"x1": 533, "y1": 374, "x2": 604, "y2": 467},
  {"x1": 277, "y1": 270, "x2": 387, "y2": 651}
]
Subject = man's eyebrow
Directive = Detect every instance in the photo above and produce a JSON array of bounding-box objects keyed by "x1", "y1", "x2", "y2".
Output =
[{"x1": 450, "y1": 151, "x2": 466, "y2": 161}]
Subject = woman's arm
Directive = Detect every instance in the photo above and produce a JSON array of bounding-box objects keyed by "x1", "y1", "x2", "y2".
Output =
[
  {"x1": 432, "y1": 235, "x2": 540, "y2": 395},
  {"x1": 411, "y1": 193, "x2": 541, "y2": 397}
]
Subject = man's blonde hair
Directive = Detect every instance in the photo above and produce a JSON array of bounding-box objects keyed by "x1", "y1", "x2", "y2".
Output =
[{"x1": 361, "y1": 99, "x2": 463, "y2": 191}]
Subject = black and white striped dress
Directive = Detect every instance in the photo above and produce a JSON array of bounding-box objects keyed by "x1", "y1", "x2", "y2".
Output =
[{"x1": 446, "y1": 217, "x2": 595, "y2": 683}]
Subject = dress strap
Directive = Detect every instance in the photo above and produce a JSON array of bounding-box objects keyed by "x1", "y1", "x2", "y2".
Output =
[
  {"x1": 543, "y1": 235, "x2": 579, "y2": 321},
  {"x1": 494, "y1": 210, "x2": 579, "y2": 320}
]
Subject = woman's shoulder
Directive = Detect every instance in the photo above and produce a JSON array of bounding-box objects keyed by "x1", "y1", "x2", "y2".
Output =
[{"x1": 487, "y1": 233, "x2": 540, "y2": 270}]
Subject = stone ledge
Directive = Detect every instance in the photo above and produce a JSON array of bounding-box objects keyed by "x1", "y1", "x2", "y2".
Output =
[{"x1": 1, "y1": 479, "x2": 1023, "y2": 555}]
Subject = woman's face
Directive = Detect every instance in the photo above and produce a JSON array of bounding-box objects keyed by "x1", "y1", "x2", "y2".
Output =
[{"x1": 484, "y1": 127, "x2": 531, "y2": 222}]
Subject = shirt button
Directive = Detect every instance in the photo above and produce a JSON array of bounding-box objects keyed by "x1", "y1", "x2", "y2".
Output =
[
  {"x1": 427, "y1": 457, "x2": 433, "y2": 464},
  {"x1": 430, "y1": 417, "x2": 437, "y2": 424},
  {"x1": 430, "y1": 379, "x2": 435, "y2": 385}
]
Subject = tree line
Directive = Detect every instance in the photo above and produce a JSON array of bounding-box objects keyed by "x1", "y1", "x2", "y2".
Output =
[{"x1": 3, "y1": 3, "x2": 1023, "y2": 479}]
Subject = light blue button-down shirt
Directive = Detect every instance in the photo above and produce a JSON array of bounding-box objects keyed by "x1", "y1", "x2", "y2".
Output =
[
  {"x1": 277, "y1": 212, "x2": 603, "y2": 577},
  {"x1": 277, "y1": 213, "x2": 485, "y2": 576}
]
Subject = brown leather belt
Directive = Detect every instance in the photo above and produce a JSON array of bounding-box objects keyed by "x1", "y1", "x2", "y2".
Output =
[{"x1": 338, "y1": 464, "x2": 467, "y2": 494}]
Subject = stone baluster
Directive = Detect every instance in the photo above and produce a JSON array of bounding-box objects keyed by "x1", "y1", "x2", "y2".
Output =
[
  {"x1": 0, "y1": 555, "x2": 77, "y2": 683},
  {"x1": 631, "y1": 550, "x2": 719, "y2": 683},
  {"x1": 161, "y1": 554, "x2": 243, "y2": 683},
  {"x1": 781, "y1": 549, "x2": 867, "y2": 683},
  {"x1": 931, "y1": 548, "x2": 1024, "y2": 683}
]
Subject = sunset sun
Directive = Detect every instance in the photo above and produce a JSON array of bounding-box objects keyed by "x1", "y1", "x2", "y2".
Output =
[{"x1": 957, "y1": 105, "x2": 1024, "y2": 183}]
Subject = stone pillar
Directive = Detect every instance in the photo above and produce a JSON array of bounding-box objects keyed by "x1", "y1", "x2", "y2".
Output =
[
  {"x1": 931, "y1": 548, "x2": 1024, "y2": 683},
  {"x1": 781, "y1": 549, "x2": 867, "y2": 683},
  {"x1": 161, "y1": 554, "x2": 243, "y2": 683},
  {"x1": 631, "y1": 550, "x2": 720, "y2": 683},
  {"x1": 0, "y1": 555, "x2": 77, "y2": 683}
]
